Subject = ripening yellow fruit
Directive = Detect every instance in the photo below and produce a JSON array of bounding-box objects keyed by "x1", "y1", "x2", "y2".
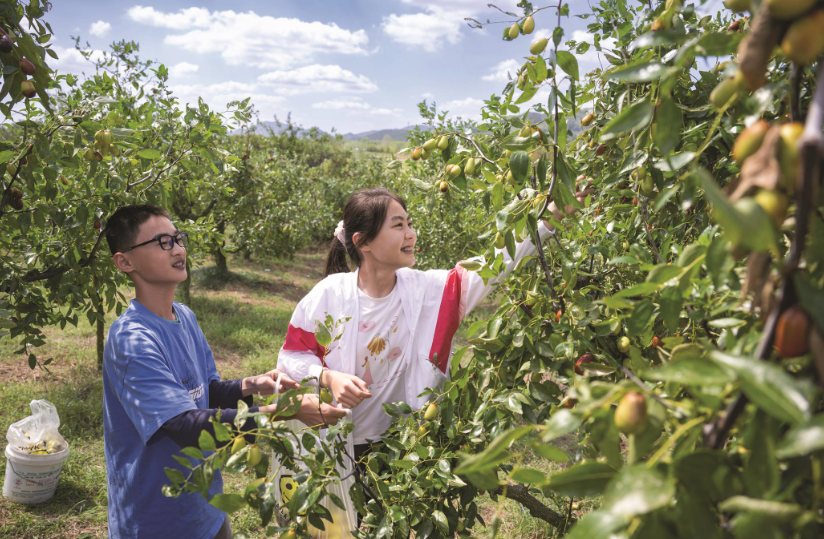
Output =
[
  {"x1": 438, "y1": 135, "x2": 449, "y2": 150},
  {"x1": 778, "y1": 122, "x2": 804, "y2": 191},
  {"x1": 724, "y1": 0, "x2": 751, "y2": 13},
  {"x1": 464, "y1": 158, "x2": 475, "y2": 176},
  {"x1": 753, "y1": 189, "x2": 789, "y2": 225},
  {"x1": 519, "y1": 125, "x2": 532, "y2": 138},
  {"x1": 447, "y1": 164, "x2": 461, "y2": 177},
  {"x1": 529, "y1": 37, "x2": 548, "y2": 55},
  {"x1": 424, "y1": 403, "x2": 439, "y2": 421},
  {"x1": 247, "y1": 445, "x2": 262, "y2": 467},
  {"x1": 581, "y1": 113, "x2": 594, "y2": 127},
  {"x1": 523, "y1": 16, "x2": 535, "y2": 34},
  {"x1": 423, "y1": 138, "x2": 438, "y2": 151},
  {"x1": 614, "y1": 392, "x2": 648, "y2": 434},
  {"x1": 710, "y1": 77, "x2": 743, "y2": 109},
  {"x1": 732, "y1": 120, "x2": 769, "y2": 164},
  {"x1": 618, "y1": 336, "x2": 630, "y2": 353},
  {"x1": 231, "y1": 436, "x2": 247, "y2": 455},
  {"x1": 765, "y1": 0, "x2": 817, "y2": 20},
  {"x1": 781, "y1": 11, "x2": 824, "y2": 65},
  {"x1": 84, "y1": 148, "x2": 96, "y2": 161},
  {"x1": 411, "y1": 147, "x2": 422, "y2": 161},
  {"x1": 508, "y1": 24, "x2": 520, "y2": 40}
]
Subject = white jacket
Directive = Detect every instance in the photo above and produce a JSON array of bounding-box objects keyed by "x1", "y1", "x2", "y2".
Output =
[{"x1": 277, "y1": 222, "x2": 553, "y2": 410}]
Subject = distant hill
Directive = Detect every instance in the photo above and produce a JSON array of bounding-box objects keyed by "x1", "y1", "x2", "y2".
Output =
[{"x1": 341, "y1": 125, "x2": 430, "y2": 142}]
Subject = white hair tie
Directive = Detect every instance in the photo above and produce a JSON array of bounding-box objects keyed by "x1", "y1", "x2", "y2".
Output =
[{"x1": 334, "y1": 220, "x2": 346, "y2": 244}]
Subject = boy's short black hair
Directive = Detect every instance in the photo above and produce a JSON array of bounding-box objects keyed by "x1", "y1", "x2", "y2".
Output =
[{"x1": 105, "y1": 204, "x2": 171, "y2": 255}]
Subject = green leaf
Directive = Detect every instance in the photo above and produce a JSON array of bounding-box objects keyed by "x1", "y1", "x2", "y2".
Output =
[
  {"x1": 531, "y1": 443, "x2": 569, "y2": 462},
  {"x1": 627, "y1": 300, "x2": 655, "y2": 337},
  {"x1": 776, "y1": 414, "x2": 824, "y2": 459},
  {"x1": 198, "y1": 431, "x2": 216, "y2": 452},
  {"x1": 600, "y1": 100, "x2": 654, "y2": 141},
  {"x1": 602, "y1": 464, "x2": 675, "y2": 517},
  {"x1": 509, "y1": 151, "x2": 529, "y2": 183},
  {"x1": 556, "y1": 51, "x2": 579, "y2": 80},
  {"x1": 209, "y1": 493, "x2": 247, "y2": 513},
  {"x1": 653, "y1": 97, "x2": 682, "y2": 155},
  {"x1": 709, "y1": 351, "x2": 811, "y2": 425},
  {"x1": 642, "y1": 356, "x2": 732, "y2": 386},
  {"x1": 606, "y1": 61, "x2": 666, "y2": 82},
  {"x1": 654, "y1": 152, "x2": 695, "y2": 172},
  {"x1": 137, "y1": 149, "x2": 162, "y2": 159},
  {"x1": 659, "y1": 286, "x2": 682, "y2": 332},
  {"x1": 543, "y1": 461, "x2": 617, "y2": 497},
  {"x1": 432, "y1": 510, "x2": 449, "y2": 535},
  {"x1": 565, "y1": 511, "x2": 628, "y2": 539},
  {"x1": 794, "y1": 274, "x2": 824, "y2": 335},
  {"x1": 314, "y1": 322, "x2": 332, "y2": 348},
  {"x1": 718, "y1": 496, "x2": 803, "y2": 520},
  {"x1": 456, "y1": 426, "x2": 536, "y2": 474},
  {"x1": 510, "y1": 467, "x2": 546, "y2": 484},
  {"x1": 212, "y1": 421, "x2": 232, "y2": 442},
  {"x1": 608, "y1": 256, "x2": 640, "y2": 266},
  {"x1": 543, "y1": 410, "x2": 582, "y2": 441}
]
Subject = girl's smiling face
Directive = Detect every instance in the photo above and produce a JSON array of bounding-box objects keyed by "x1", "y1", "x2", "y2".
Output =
[{"x1": 357, "y1": 200, "x2": 417, "y2": 270}]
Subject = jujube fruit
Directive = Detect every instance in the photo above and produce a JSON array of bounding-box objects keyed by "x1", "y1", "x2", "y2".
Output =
[
  {"x1": 508, "y1": 24, "x2": 519, "y2": 40},
  {"x1": 732, "y1": 119, "x2": 769, "y2": 164},
  {"x1": 778, "y1": 122, "x2": 804, "y2": 191},
  {"x1": 530, "y1": 37, "x2": 548, "y2": 55},
  {"x1": 411, "y1": 147, "x2": 422, "y2": 161},
  {"x1": 710, "y1": 76, "x2": 742, "y2": 109},
  {"x1": 437, "y1": 135, "x2": 449, "y2": 150},
  {"x1": 522, "y1": 16, "x2": 535, "y2": 34},
  {"x1": 439, "y1": 180, "x2": 449, "y2": 193},
  {"x1": 575, "y1": 353, "x2": 594, "y2": 375},
  {"x1": 0, "y1": 35, "x2": 12, "y2": 54},
  {"x1": 595, "y1": 144, "x2": 607, "y2": 156},
  {"x1": 464, "y1": 158, "x2": 475, "y2": 176},
  {"x1": 614, "y1": 391, "x2": 648, "y2": 434},
  {"x1": 424, "y1": 403, "x2": 439, "y2": 421},
  {"x1": 320, "y1": 387, "x2": 333, "y2": 404},
  {"x1": 19, "y1": 58, "x2": 34, "y2": 76},
  {"x1": 766, "y1": 0, "x2": 817, "y2": 20},
  {"x1": 652, "y1": 336, "x2": 662, "y2": 348},
  {"x1": 781, "y1": 11, "x2": 824, "y2": 65},
  {"x1": 422, "y1": 138, "x2": 437, "y2": 151},
  {"x1": 775, "y1": 306, "x2": 810, "y2": 358},
  {"x1": 618, "y1": 336, "x2": 630, "y2": 353},
  {"x1": 247, "y1": 444, "x2": 262, "y2": 467},
  {"x1": 93, "y1": 220, "x2": 101, "y2": 230},
  {"x1": 753, "y1": 189, "x2": 789, "y2": 224},
  {"x1": 20, "y1": 80, "x2": 36, "y2": 98},
  {"x1": 725, "y1": 0, "x2": 751, "y2": 13},
  {"x1": 231, "y1": 436, "x2": 246, "y2": 455},
  {"x1": 581, "y1": 113, "x2": 594, "y2": 127}
]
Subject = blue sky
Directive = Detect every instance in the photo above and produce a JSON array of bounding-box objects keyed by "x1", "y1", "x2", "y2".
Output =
[{"x1": 43, "y1": 1, "x2": 723, "y2": 134}]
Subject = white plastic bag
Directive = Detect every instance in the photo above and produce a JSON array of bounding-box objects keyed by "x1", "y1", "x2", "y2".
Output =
[{"x1": 6, "y1": 400, "x2": 68, "y2": 455}]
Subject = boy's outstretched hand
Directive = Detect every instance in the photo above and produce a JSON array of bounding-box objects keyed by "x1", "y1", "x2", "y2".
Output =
[
  {"x1": 542, "y1": 188, "x2": 595, "y2": 232},
  {"x1": 241, "y1": 369, "x2": 300, "y2": 396}
]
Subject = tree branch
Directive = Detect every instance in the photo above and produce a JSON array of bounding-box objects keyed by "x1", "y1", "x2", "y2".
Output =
[{"x1": 494, "y1": 483, "x2": 572, "y2": 529}]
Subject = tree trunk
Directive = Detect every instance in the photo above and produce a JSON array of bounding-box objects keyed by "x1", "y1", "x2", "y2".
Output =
[
  {"x1": 93, "y1": 274, "x2": 104, "y2": 371},
  {"x1": 178, "y1": 257, "x2": 192, "y2": 304},
  {"x1": 214, "y1": 220, "x2": 229, "y2": 277},
  {"x1": 493, "y1": 483, "x2": 573, "y2": 530}
]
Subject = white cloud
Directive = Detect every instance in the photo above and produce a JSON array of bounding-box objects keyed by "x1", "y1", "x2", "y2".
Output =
[
  {"x1": 258, "y1": 65, "x2": 378, "y2": 94},
  {"x1": 48, "y1": 45, "x2": 105, "y2": 75},
  {"x1": 441, "y1": 97, "x2": 485, "y2": 120},
  {"x1": 128, "y1": 6, "x2": 369, "y2": 69},
  {"x1": 169, "y1": 62, "x2": 199, "y2": 78},
  {"x1": 381, "y1": 8, "x2": 464, "y2": 52},
  {"x1": 421, "y1": 92, "x2": 434, "y2": 99},
  {"x1": 482, "y1": 59, "x2": 521, "y2": 82},
  {"x1": 89, "y1": 21, "x2": 111, "y2": 37},
  {"x1": 312, "y1": 98, "x2": 401, "y2": 116}
]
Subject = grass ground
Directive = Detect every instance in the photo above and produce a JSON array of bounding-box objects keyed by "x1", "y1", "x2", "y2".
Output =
[{"x1": 0, "y1": 250, "x2": 587, "y2": 539}]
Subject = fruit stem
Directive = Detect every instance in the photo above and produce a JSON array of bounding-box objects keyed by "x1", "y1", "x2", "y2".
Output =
[{"x1": 627, "y1": 434, "x2": 638, "y2": 465}]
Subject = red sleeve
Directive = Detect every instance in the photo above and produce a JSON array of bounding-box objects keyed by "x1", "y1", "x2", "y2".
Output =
[
  {"x1": 427, "y1": 266, "x2": 466, "y2": 374},
  {"x1": 283, "y1": 324, "x2": 327, "y2": 366}
]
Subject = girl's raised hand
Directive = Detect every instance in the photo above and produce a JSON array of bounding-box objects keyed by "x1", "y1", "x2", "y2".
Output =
[{"x1": 321, "y1": 369, "x2": 372, "y2": 409}]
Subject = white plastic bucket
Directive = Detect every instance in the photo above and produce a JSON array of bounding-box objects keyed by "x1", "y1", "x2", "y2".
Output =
[{"x1": 3, "y1": 443, "x2": 70, "y2": 504}]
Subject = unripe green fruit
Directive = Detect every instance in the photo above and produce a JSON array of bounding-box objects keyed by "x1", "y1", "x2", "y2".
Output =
[
  {"x1": 522, "y1": 16, "x2": 535, "y2": 34},
  {"x1": 464, "y1": 158, "x2": 475, "y2": 176},
  {"x1": 622, "y1": 241, "x2": 629, "y2": 251},
  {"x1": 494, "y1": 233, "x2": 505, "y2": 249},
  {"x1": 529, "y1": 37, "x2": 548, "y2": 55},
  {"x1": 247, "y1": 445, "x2": 262, "y2": 467},
  {"x1": 641, "y1": 175, "x2": 654, "y2": 195},
  {"x1": 231, "y1": 436, "x2": 247, "y2": 455},
  {"x1": 320, "y1": 387, "x2": 333, "y2": 404},
  {"x1": 424, "y1": 403, "x2": 439, "y2": 421},
  {"x1": 732, "y1": 120, "x2": 769, "y2": 164},
  {"x1": 753, "y1": 189, "x2": 789, "y2": 225},
  {"x1": 710, "y1": 77, "x2": 742, "y2": 109},
  {"x1": 84, "y1": 148, "x2": 96, "y2": 161},
  {"x1": 417, "y1": 425, "x2": 428, "y2": 437},
  {"x1": 519, "y1": 125, "x2": 532, "y2": 138},
  {"x1": 782, "y1": 11, "x2": 824, "y2": 65},
  {"x1": 280, "y1": 530, "x2": 296, "y2": 539},
  {"x1": 614, "y1": 391, "x2": 648, "y2": 434},
  {"x1": 6, "y1": 163, "x2": 15, "y2": 176},
  {"x1": 438, "y1": 135, "x2": 449, "y2": 150},
  {"x1": 508, "y1": 24, "x2": 519, "y2": 40},
  {"x1": 778, "y1": 122, "x2": 804, "y2": 191},
  {"x1": 724, "y1": 0, "x2": 751, "y2": 12},
  {"x1": 456, "y1": 521, "x2": 466, "y2": 532},
  {"x1": 421, "y1": 147, "x2": 431, "y2": 159},
  {"x1": 618, "y1": 336, "x2": 630, "y2": 353},
  {"x1": 765, "y1": 0, "x2": 817, "y2": 20},
  {"x1": 506, "y1": 169, "x2": 515, "y2": 184},
  {"x1": 447, "y1": 164, "x2": 461, "y2": 178},
  {"x1": 423, "y1": 138, "x2": 438, "y2": 151}
]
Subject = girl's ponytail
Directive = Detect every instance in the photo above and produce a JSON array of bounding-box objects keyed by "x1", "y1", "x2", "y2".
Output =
[
  {"x1": 324, "y1": 237, "x2": 350, "y2": 276},
  {"x1": 323, "y1": 187, "x2": 407, "y2": 278}
]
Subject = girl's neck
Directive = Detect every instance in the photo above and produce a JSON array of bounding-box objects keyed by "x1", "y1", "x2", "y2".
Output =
[{"x1": 357, "y1": 260, "x2": 397, "y2": 298}]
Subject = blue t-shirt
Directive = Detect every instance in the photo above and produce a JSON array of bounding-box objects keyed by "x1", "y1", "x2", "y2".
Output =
[{"x1": 103, "y1": 300, "x2": 225, "y2": 539}]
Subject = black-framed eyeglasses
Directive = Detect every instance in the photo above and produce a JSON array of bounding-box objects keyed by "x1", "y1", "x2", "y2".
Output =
[{"x1": 121, "y1": 232, "x2": 189, "y2": 253}]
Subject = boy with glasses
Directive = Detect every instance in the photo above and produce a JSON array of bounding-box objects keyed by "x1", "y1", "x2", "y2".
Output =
[{"x1": 102, "y1": 205, "x2": 346, "y2": 539}]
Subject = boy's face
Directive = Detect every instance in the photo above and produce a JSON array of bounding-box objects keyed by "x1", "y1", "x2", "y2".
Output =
[{"x1": 113, "y1": 215, "x2": 187, "y2": 285}]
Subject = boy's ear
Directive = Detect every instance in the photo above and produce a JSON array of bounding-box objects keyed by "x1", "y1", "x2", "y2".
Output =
[{"x1": 112, "y1": 253, "x2": 135, "y2": 274}]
